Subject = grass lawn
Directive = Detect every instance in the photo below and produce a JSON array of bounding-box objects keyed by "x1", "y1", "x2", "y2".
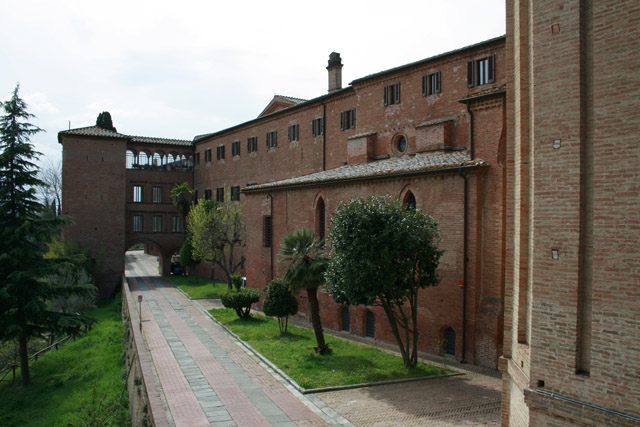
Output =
[
  {"x1": 210, "y1": 308, "x2": 450, "y2": 389},
  {"x1": 0, "y1": 298, "x2": 129, "y2": 427},
  {"x1": 169, "y1": 275, "x2": 229, "y2": 299}
]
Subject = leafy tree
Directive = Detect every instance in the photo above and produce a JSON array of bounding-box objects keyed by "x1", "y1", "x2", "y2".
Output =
[
  {"x1": 220, "y1": 288, "x2": 260, "y2": 320},
  {"x1": 187, "y1": 199, "x2": 245, "y2": 290},
  {"x1": 262, "y1": 278, "x2": 298, "y2": 334},
  {"x1": 231, "y1": 272, "x2": 243, "y2": 290},
  {"x1": 179, "y1": 237, "x2": 200, "y2": 281},
  {"x1": 279, "y1": 229, "x2": 330, "y2": 354},
  {"x1": 171, "y1": 182, "x2": 194, "y2": 238},
  {"x1": 325, "y1": 196, "x2": 443, "y2": 368},
  {"x1": 95, "y1": 111, "x2": 116, "y2": 132},
  {"x1": 0, "y1": 84, "x2": 95, "y2": 386}
]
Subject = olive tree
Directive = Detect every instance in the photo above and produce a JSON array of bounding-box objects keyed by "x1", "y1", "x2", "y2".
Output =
[{"x1": 325, "y1": 196, "x2": 443, "y2": 368}]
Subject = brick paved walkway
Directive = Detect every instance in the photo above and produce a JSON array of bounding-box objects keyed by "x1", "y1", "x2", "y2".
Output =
[
  {"x1": 125, "y1": 251, "x2": 501, "y2": 426},
  {"x1": 125, "y1": 252, "x2": 349, "y2": 426}
]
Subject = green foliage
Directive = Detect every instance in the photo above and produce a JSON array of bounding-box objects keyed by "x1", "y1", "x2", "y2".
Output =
[
  {"x1": 325, "y1": 196, "x2": 443, "y2": 368},
  {"x1": 168, "y1": 276, "x2": 228, "y2": 299},
  {"x1": 0, "y1": 298, "x2": 129, "y2": 426},
  {"x1": 279, "y1": 229, "x2": 330, "y2": 354},
  {"x1": 179, "y1": 237, "x2": 200, "y2": 279},
  {"x1": 220, "y1": 288, "x2": 260, "y2": 320},
  {"x1": 187, "y1": 198, "x2": 245, "y2": 289},
  {"x1": 231, "y1": 272, "x2": 243, "y2": 290},
  {"x1": 211, "y1": 308, "x2": 449, "y2": 389},
  {"x1": 262, "y1": 279, "x2": 298, "y2": 334},
  {"x1": 95, "y1": 111, "x2": 116, "y2": 132},
  {"x1": 0, "y1": 84, "x2": 96, "y2": 386}
]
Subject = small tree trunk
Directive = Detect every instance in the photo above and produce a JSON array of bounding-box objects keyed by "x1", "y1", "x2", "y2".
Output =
[
  {"x1": 18, "y1": 332, "x2": 30, "y2": 387},
  {"x1": 306, "y1": 287, "x2": 329, "y2": 354}
]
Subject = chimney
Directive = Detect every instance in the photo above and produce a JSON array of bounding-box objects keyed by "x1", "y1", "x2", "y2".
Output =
[{"x1": 327, "y1": 52, "x2": 343, "y2": 93}]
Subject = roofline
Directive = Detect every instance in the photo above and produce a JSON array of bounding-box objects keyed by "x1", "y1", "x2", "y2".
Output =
[
  {"x1": 241, "y1": 162, "x2": 487, "y2": 194},
  {"x1": 193, "y1": 87, "x2": 353, "y2": 143},
  {"x1": 349, "y1": 35, "x2": 506, "y2": 85}
]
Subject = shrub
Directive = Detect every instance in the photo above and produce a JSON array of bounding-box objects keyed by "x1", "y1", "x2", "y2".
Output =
[
  {"x1": 231, "y1": 272, "x2": 243, "y2": 290},
  {"x1": 262, "y1": 279, "x2": 298, "y2": 334},
  {"x1": 220, "y1": 288, "x2": 260, "y2": 320}
]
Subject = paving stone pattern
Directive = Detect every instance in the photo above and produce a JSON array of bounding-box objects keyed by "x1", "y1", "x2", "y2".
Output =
[{"x1": 126, "y1": 252, "x2": 502, "y2": 426}]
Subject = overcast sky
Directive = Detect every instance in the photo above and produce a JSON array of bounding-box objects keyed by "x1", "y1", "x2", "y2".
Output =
[{"x1": 1, "y1": 0, "x2": 505, "y2": 166}]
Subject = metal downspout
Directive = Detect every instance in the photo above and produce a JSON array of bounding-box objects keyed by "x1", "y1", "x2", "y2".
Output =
[
  {"x1": 322, "y1": 102, "x2": 326, "y2": 171},
  {"x1": 459, "y1": 167, "x2": 468, "y2": 364},
  {"x1": 267, "y1": 191, "x2": 274, "y2": 281}
]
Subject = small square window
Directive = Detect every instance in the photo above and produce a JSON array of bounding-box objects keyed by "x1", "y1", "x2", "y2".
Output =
[
  {"x1": 247, "y1": 136, "x2": 258, "y2": 153},
  {"x1": 133, "y1": 185, "x2": 143, "y2": 203},
  {"x1": 288, "y1": 124, "x2": 299, "y2": 142},
  {"x1": 383, "y1": 82, "x2": 401, "y2": 106},
  {"x1": 266, "y1": 131, "x2": 277, "y2": 148},
  {"x1": 133, "y1": 215, "x2": 143, "y2": 232},
  {"x1": 232, "y1": 140, "x2": 240, "y2": 156},
  {"x1": 312, "y1": 117, "x2": 324, "y2": 136},
  {"x1": 231, "y1": 186, "x2": 240, "y2": 201},
  {"x1": 153, "y1": 186, "x2": 162, "y2": 204}
]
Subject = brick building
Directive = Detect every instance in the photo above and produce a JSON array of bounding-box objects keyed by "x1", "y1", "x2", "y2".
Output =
[
  {"x1": 58, "y1": 127, "x2": 193, "y2": 296},
  {"x1": 193, "y1": 36, "x2": 507, "y2": 367},
  {"x1": 500, "y1": 0, "x2": 640, "y2": 425}
]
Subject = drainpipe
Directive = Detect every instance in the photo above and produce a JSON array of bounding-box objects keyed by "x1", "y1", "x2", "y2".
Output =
[
  {"x1": 465, "y1": 100, "x2": 475, "y2": 160},
  {"x1": 459, "y1": 166, "x2": 468, "y2": 364},
  {"x1": 322, "y1": 102, "x2": 326, "y2": 171},
  {"x1": 267, "y1": 191, "x2": 274, "y2": 281}
]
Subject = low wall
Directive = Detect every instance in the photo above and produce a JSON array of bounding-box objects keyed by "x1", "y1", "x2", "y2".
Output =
[{"x1": 122, "y1": 276, "x2": 171, "y2": 427}]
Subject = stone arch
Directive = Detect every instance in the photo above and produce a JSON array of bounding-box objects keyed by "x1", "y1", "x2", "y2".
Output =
[
  {"x1": 138, "y1": 150, "x2": 151, "y2": 166},
  {"x1": 399, "y1": 185, "x2": 419, "y2": 209},
  {"x1": 167, "y1": 153, "x2": 175, "y2": 164},
  {"x1": 152, "y1": 151, "x2": 164, "y2": 166},
  {"x1": 126, "y1": 149, "x2": 137, "y2": 169}
]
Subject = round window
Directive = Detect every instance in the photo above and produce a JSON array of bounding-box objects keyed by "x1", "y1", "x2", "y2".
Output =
[{"x1": 396, "y1": 136, "x2": 407, "y2": 153}]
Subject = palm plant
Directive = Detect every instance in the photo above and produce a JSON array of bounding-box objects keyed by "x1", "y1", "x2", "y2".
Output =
[{"x1": 279, "y1": 229, "x2": 331, "y2": 354}]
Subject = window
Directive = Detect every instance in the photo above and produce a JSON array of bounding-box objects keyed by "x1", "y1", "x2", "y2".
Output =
[
  {"x1": 152, "y1": 215, "x2": 162, "y2": 232},
  {"x1": 216, "y1": 145, "x2": 225, "y2": 160},
  {"x1": 266, "y1": 130, "x2": 277, "y2": 148},
  {"x1": 247, "y1": 136, "x2": 258, "y2": 153},
  {"x1": 216, "y1": 187, "x2": 224, "y2": 202},
  {"x1": 204, "y1": 149, "x2": 212, "y2": 162},
  {"x1": 342, "y1": 306, "x2": 350, "y2": 332},
  {"x1": 171, "y1": 216, "x2": 181, "y2": 232},
  {"x1": 153, "y1": 186, "x2": 162, "y2": 204},
  {"x1": 133, "y1": 215, "x2": 143, "y2": 232},
  {"x1": 383, "y1": 82, "x2": 401, "y2": 105},
  {"x1": 468, "y1": 54, "x2": 495, "y2": 88},
  {"x1": 204, "y1": 189, "x2": 212, "y2": 200},
  {"x1": 340, "y1": 109, "x2": 356, "y2": 130},
  {"x1": 263, "y1": 216, "x2": 272, "y2": 248},
  {"x1": 366, "y1": 311, "x2": 375, "y2": 338},
  {"x1": 232, "y1": 140, "x2": 240, "y2": 157},
  {"x1": 231, "y1": 186, "x2": 240, "y2": 201},
  {"x1": 316, "y1": 198, "x2": 326, "y2": 243},
  {"x1": 404, "y1": 191, "x2": 417, "y2": 210},
  {"x1": 422, "y1": 71, "x2": 441, "y2": 95},
  {"x1": 195, "y1": 152, "x2": 200, "y2": 165},
  {"x1": 287, "y1": 124, "x2": 299, "y2": 142},
  {"x1": 396, "y1": 135, "x2": 407, "y2": 153},
  {"x1": 133, "y1": 185, "x2": 143, "y2": 203},
  {"x1": 312, "y1": 117, "x2": 324, "y2": 136}
]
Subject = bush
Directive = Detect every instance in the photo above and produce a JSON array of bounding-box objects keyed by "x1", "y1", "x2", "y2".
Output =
[
  {"x1": 220, "y1": 288, "x2": 260, "y2": 320},
  {"x1": 231, "y1": 272, "x2": 243, "y2": 290},
  {"x1": 262, "y1": 279, "x2": 298, "y2": 334}
]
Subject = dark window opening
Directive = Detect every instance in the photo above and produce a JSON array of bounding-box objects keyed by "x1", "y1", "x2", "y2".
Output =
[
  {"x1": 266, "y1": 130, "x2": 277, "y2": 148},
  {"x1": 247, "y1": 136, "x2": 258, "y2": 153},
  {"x1": 204, "y1": 189, "x2": 212, "y2": 200},
  {"x1": 216, "y1": 145, "x2": 225, "y2": 160},
  {"x1": 216, "y1": 187, "x2": 224, "y2": 202},
  {"x1": 232, "y1": 140, "x2": 240, "y2": 156},
  {"x1": 444, "y1": 327, "x2": 456, "y2": 356},
  {"x1": 340, "y1": 109, "x2": 356, "y2": 130},
  {"x1": 341, "y1": 306, "x2": 350, "y2": 332},
  {"x1": 396, "y1": 136, "x2": 407, "y2": 153},
  {"x1": 133, "y1": 215, "x2": 143, "y2": 232},
  {"x1": 405, "y1": 191, "x2": 416, "y2": 210},
  {"x1": 317, "y1": 198, "x2": 326, "y2": 243},
  {"x1": 312, "y1": 117, "x2": 324, "y2": 136},
  {"x1": 468, "y1": 54, "x2": 495, "y2": 88},
  {"x1": 204, "y1": 149, "x2": 212, "y2": 162},
  {"x1": 384, "y1": 82, "x2": 401, "y2": 106},
  {"x1": 288, "y1": 124, "x2": 299, "y2": 142},
  {"x1": 366, "y1": 311, "x2": 375, "y2": 338},
  {"x1": 422, "y1": 71, "x2": 441, "y2": 96},
  {"x1": 231, "y1": 186, "x2": 240, "y2": 201}
]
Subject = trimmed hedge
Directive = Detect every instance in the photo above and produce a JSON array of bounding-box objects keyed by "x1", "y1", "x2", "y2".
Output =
[{"x1": 220, "y1": 288, "x2": 260, "y2": 319}]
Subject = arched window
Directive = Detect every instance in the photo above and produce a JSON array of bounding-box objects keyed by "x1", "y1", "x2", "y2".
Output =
[
  {"x1": 404, "y1": 191, "x2": 416, "y2": 210},
  {"x1": 152, "y1": 153, "x2": 162, "y2": 166},
  {"x1": 341, "y1": 306, "x2": 350, "y2": 332},
  {"x1": 126, "y1": 150, "x2": 137, "y2": 169},
  {"x1": 167, "y1": 153, "x2": 175, "y2": 164},
  {"x1": 138, "y1": 151, "x2": 150, "y2": 166},
  {"x1": 366, "y1": 311, "x2": 375, "y2": 338},
  {"x1": 316, "y1": 198, "x2": 326, "y2": 243},
  {"x1": 443, "y1": 327, "x2": 456, "y2": 356}
]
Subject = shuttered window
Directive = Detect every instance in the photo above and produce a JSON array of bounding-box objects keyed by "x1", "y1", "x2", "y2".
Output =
[
  {"x1": 266, "y1": 130, "x2": 277, "y2": 148},
  {"x1": 422, "y1": 71, "x2": 441, "y2": 96},
  {"x1": 247, "y1": 136, "x2": 258, "y2": 153},
  {"x1": 468, "y1": 54, "x2": 495, "y2": 88},
  {"x1": 340, "y1": 109, "x2": 356, "y2": 130},
  {"x1": 311, "y1": 117, "x2": 324, "y2": 136},
  {"x1": 288, "y1": 124, "x2": 299, "y2": 142},
  {"x1": 232, "y1": 140, "x2": 240, "y2": 156},
  {"x1": 383, "y1": 82, "x2": 401, "y2": 106}
]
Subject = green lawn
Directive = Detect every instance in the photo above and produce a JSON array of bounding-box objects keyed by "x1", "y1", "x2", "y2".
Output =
[
  {"x1": 0, "y1": 298, "x2": 129, "y2": 427},
  {"x1": 169, "y1": 275, "x2": 230, "y2": 299},
  {"x1": 210, "y1": 308, "x2": 450, "y2": 389}
]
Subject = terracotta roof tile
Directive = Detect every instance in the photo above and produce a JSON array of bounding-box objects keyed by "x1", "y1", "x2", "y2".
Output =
[{"x1": 58, "y1": 126, "x2": 192, "y2": 146}]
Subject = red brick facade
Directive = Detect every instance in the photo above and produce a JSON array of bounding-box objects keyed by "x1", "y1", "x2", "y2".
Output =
[{"x1": 501, "y1": 0, "x2": 640, "y2": 425}]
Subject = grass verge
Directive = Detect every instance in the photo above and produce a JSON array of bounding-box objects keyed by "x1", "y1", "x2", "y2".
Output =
[
  {"x1": 0, "y1": 297, "x2": 129, "y2": 427},
  {"x1": 210, "y1": 308, "x2": 450, "y2": 389},
  {"x1": 169, "y1": 275, "x2": 229, "y2": 299}
]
